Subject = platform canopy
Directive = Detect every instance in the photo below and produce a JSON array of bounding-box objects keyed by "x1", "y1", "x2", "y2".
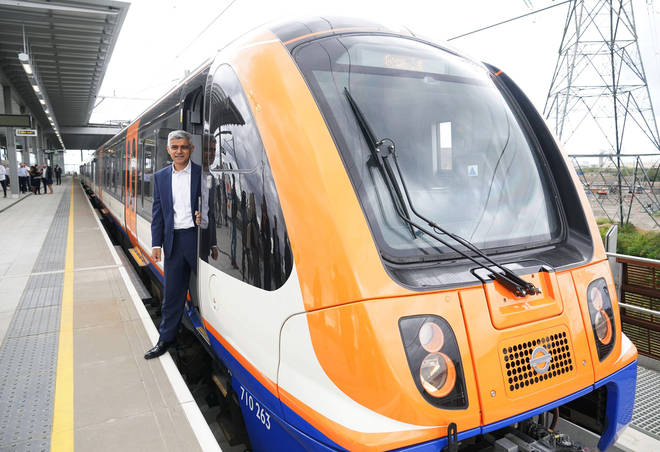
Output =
[{"x1": 0, "y1": 0, "x2": 129, "y2": 149}]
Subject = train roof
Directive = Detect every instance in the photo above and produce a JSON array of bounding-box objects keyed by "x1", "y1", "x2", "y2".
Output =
[{"x1": 96, "y1": 16, "x2": 458, "y2": 151}]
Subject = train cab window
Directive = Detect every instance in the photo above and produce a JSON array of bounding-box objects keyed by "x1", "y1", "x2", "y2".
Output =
[
  {"x1": 140, "y1": 130, "x2": 155, "y2": 219},
  {"x1": 201, "y1": 64, "x2": 293, "y2": 290},
  {"x1": 295, "y1": 35, "x2": 562, "y2": 264}
]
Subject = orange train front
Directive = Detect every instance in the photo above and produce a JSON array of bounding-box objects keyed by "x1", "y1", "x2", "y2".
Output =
[{"x1": 81, "y1": 17, "x2": 638, "y2": 452}]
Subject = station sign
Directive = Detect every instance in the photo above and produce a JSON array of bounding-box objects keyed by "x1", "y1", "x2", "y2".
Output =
[
  {"x1": 15, "y1": 128, "x2": 38, "y2": 137},
  {"x1": 0, "y1": 114, "x2": 31, "y2": 128}
]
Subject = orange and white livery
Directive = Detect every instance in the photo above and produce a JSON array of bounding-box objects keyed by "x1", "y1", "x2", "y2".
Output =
[{"x1": 81, "y1": 17, "x2": 637, "y2": 452}]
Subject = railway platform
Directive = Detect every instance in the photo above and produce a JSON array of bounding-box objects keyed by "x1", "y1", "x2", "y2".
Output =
[{"x1": 0, "y1": 177, "x2": 219, "y2": 451}]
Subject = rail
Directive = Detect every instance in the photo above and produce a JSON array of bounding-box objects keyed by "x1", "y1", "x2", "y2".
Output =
[{"x1": 606, "y1": 252, "x2": 660, "y2": 360}]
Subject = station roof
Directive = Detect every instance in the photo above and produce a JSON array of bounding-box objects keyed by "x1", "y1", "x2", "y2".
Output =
[{"x1": 0, "y1": 0, "x2": 129, "y2": 149}]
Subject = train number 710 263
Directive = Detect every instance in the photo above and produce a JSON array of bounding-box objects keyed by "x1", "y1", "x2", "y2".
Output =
[{"x1": 240, "y1": 385, "x2": 271, "y2": 430}]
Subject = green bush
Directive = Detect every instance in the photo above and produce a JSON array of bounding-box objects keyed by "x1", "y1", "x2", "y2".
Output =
[{"x1": 598, "y1": 220, "x2": 660, "y2": 259}]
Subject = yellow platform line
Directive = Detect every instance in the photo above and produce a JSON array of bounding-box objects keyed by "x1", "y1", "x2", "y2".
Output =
[{"x1": 51, "y1": 180, "x2": 75, "y2": 451}]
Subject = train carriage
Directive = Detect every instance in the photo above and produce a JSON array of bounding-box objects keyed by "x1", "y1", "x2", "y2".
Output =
[{"x1": 80, "y1": 17, "x2": 637, "y2": 452}]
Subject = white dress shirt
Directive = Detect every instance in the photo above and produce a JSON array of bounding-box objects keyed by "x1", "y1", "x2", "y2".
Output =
[
  {"x1": 0, "y1": 165, "x2": 5, "y2": 181},
  {"x1": 172, "y1": 161, "x2": 194, "y2": 229},
  {"x1": 17, "y1": 167, "x2": 28, "y2": 177}
]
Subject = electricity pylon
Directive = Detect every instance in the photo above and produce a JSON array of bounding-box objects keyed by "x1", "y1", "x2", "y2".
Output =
[{"x1": 544, "y1": 0, "x2": 660, "y2": 225}]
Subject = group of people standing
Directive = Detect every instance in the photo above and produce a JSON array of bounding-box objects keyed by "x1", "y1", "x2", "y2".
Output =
[{"x1": 16, "y1": 163, "x2": 63, "y2": 195}]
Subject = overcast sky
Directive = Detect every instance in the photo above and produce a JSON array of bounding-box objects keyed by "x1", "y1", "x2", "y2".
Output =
[{"x1": 87, "y1": 0, "x2": 660, "y2": 157}]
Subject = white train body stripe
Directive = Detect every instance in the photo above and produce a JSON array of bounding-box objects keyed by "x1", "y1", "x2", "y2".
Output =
[
  {"x1": 199, "y1": 259, "x2": 433, "y2": 434},
  {"x1": 278, "y1": 311, "x2": 435, "y2": 434}
]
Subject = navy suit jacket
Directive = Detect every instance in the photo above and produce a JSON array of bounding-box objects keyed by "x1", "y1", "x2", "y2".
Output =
[{"x1": 151, "y1": 162, "x2": 201, "y2": 257}]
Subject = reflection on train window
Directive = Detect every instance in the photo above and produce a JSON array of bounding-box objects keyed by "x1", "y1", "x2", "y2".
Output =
[
  {"x1": 201, "y1": 64, "x2": 293, "y2": 291},
  {"x1": 156, "y1": 114, "x2": 178, "y2": 171}
]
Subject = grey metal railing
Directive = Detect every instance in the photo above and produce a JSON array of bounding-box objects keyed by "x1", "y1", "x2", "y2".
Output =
[{"x1": 606, "y1": 251, "x2": 660, "y2": 360}]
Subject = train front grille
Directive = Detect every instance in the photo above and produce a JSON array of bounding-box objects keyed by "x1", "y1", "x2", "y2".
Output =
[{"x1": 500, "y1": 326, "x2": 575, "y2": 396}]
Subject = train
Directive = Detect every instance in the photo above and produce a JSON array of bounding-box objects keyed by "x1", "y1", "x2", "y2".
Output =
[{"x1": 80, "y1": 17, "x2": 638, "y2": 452}]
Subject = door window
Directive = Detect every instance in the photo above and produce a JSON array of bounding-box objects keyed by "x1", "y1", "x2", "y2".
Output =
[{"x1": 202, "y1": 65, "x2": 293, "y2": 290}]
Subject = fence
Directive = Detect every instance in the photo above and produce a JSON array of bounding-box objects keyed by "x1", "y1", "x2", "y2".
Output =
[{"x1": 607, "y1": 252, "x2": 660, "y2": 360}]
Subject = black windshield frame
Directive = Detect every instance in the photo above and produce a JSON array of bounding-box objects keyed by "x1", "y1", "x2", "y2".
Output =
[{"x1": 293, "y1": 33, "x2": 567, "y2": 265}]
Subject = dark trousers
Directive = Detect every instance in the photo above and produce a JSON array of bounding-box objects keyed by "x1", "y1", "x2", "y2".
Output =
[
  {"x1": 42, "y1": 178, "x2": 48, "y2": 192},
  {"x1": 1, "y1": 179, "x2": 6, "y2": 197},
  {"x1": 19, "y1": 176, "x2": 28, "y2": 193},
  {"x1": 56, "y1": 174, "x2": 62, "y2": 185},
  {"x1": 159, "y1": 227, "x2": 197, "y2": 343}
]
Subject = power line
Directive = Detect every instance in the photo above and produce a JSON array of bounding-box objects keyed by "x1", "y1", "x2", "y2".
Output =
[
  {"x1": 447, "y1": 0, "x2": 572, "y2": 41},
  {"x1": 175, "y1": 0, "x2": 239, "y2": 59}
]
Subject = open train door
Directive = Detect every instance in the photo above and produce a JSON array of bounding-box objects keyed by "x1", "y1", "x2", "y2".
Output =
[
  {"x1": 183, "y1": 85, "x2": 205, "y2": 308},
  {"x1": 124, "y1": 121, "x2": 140, "y2": 246}
]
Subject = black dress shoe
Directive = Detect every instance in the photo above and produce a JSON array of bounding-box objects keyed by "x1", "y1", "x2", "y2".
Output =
[{"x1": 144, "y1": 341, "x2": 173, "y2": 360}]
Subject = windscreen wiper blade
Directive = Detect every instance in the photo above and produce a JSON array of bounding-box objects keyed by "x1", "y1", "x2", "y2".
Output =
[
  {"x1": 343, "y1": 87, "x2": 541, "y2": 297},
  {"x1": 344, "y1": 88, "x2": 415, "y2": 238}
]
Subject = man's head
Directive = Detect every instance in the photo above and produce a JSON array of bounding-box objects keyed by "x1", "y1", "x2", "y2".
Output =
[{"x1": 167, "y1": 130, "x2": 193, "y2": 169}]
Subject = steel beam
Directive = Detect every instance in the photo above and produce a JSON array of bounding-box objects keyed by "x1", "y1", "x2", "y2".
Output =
[{"x1": 0, "y1": 1, "x2": 120, "y2": 15}]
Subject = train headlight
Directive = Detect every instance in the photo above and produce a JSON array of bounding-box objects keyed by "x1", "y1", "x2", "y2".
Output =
[
  {"x1": 594, "y1": 310, "x2": 612, "y2": 345},
  {"x1": 399, "y1": 316, "x2": 468, "y2": 408},
  {"x1": 419, "y1": 322, "x2": 445, "y2": 352},
  {"x1": 587, "y1": 279, "x2": 616, "y2": 360},
  {"x1": 420, "y1": 352, "x2": 456, "y2": 397}
]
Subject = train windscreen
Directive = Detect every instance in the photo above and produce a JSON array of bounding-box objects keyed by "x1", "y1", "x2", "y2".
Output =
[{"x1": 295, "y1": 35, "x2": 562, "y2": 262}]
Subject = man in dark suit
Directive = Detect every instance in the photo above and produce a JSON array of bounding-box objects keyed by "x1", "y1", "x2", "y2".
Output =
[{"x1": 144, "y1": 130, "x2": 201, "y2": 359}]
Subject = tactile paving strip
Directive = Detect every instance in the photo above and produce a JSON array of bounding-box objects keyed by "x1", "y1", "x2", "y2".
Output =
[
  {"x1": 631, "y1": 365, "x2": 660, "y2": 440},
  {"x1": 31, "y1": 191, "x2": 71, "y2": 274},
  {"x1": 0, "y1": 186, "x2": 70, "y2": 450}
]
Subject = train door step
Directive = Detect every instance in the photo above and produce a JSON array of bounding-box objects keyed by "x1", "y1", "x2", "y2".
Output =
[
  {"x1": 128, "y1": 247, "x2": 149, "y2": 267},
  {"x1": 114, "y1": 245, "x2": 152, "y2": 302},
  {"x1": 212, "y1": 373, "x2": 229, "y2": 398}
]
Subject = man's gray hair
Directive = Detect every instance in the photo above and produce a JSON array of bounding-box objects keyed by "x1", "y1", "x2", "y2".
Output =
[{"x1": 167, "y1": 129, "x2": 192, "y2": 145}]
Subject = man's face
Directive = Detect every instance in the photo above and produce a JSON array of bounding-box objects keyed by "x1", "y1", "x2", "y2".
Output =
[{"x1": 167, "y1": 138, "x2": 193, "y2": 167}]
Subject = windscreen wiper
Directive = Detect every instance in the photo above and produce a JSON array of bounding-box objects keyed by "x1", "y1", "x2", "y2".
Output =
[
  {"x1": 343, "y1": 87, "x2": 541, "y2": 297},
  {"x1": 344, "y1": 88, "x2": 416, "y2": 238}
]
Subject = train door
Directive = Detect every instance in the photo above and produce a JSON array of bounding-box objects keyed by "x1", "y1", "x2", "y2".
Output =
[
  {"x1": 183, "y1": 87, "x2": 205, "y2": 307},
  {"x1": 97, "y1": 148, "x2": 103, "y2": 201},
  {"x1": 124, "y1": 121, "x2": 140, "y2": 245}
]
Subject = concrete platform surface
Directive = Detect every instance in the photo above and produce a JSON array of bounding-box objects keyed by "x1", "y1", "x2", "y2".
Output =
[{"x1": 0, "y1": 178, "x2": 218, "y2": 451}]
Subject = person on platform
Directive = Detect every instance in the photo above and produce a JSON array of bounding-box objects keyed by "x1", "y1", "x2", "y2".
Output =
[
  {"x1": 17, "y1": 163, "x2": 29, "y2": 194},
  {"x1": 0, "y1": 163, "x2": 7, "y2": 198},
  {"x1": 54, "y1": 164, "x2": 62, "y2": 185},
  {"x1": 43, "y1": 164, "x2": 54, "y2": 194},
  {"x1": 41, "y1": 164, "x2": 50, "y2": 194},
  {"x1": 29, "y1": 165, "x2": 42, "y2": 194},
  {"x1": 144, "y1": 130, "x2": 201, "y2": 360}
]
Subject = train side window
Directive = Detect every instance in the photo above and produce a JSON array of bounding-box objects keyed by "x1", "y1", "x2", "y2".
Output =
[
  {"x1": 202, "y1": 64, "x2": 293, "y2": 291},
  {"x1": 120, "y1": 139, "x2": 126, "y2": 201},
  {"x1": 140, "y1": 129, "x2": 155, "y2": 219},
  {"x1": 155, "y1": 113, "x2": 179, "y2": 171},
  {"x1": 110, "y1": 145, "x2": 119, "y2": 195},
  {"x1": 134, "y1": 139, "x2": 141, "y2": 206}
]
